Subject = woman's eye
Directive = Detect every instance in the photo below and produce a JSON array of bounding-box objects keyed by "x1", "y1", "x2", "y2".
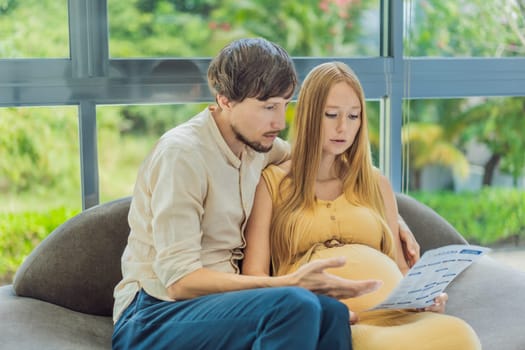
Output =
[
  {"x1": 324, "y1": 112, "x2": 338, "y2": 118},
  {"x1": 348, "y1": 114, "x2": 359, "y2": 120}
]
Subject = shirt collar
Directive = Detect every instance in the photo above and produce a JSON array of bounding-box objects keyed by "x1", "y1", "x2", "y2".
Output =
[{"x1": 205, "y1": 106, "x2": 244, "y2": 169}]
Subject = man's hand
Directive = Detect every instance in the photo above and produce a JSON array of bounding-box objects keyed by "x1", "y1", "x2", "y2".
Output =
[
  {"x1": 290, "y1": 257, "x2": 383, "y2": 300},
  {"x1": 398, "y1": 215, "x2": 420, "y2": 267}
]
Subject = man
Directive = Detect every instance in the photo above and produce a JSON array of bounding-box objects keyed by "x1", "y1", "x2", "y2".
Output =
[{"x1": 112, "y1": 37, "x2": 417, "y2": 349}]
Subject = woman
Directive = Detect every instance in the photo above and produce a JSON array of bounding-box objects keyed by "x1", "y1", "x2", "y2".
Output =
[{"x1": 243, "y1": 62, "x2": 481, "y2": 349}]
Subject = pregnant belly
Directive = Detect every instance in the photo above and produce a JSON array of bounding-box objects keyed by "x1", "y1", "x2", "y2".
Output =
[{"x1": 310, "y1": 244, "x2": 403, "y2": 312}]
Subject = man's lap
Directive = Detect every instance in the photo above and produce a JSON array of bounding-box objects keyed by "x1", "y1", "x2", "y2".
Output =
[{"x1": 112, "y1": 286, "x2": 325, "y2": 349}]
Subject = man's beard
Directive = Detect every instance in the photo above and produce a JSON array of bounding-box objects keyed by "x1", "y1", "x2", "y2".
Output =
[{"x1": 232, "y1": 125, "x2": 273, "y2": 153}]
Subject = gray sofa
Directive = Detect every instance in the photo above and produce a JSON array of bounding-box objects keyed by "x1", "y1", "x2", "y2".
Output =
[{"x1": 1, "y1": 194, "x2": 524, "y2": 349}]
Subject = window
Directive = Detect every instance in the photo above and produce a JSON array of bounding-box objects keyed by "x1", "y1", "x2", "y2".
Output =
[
  {"x1": 1, "y1": 1, "x2": 524, "y2": 285},
  {"x1": 0, "y1": 105, "x2": 81, "y2": 284},
  {"x1": 0, "y1": 106, "x2": 80, "y2": 210},
  {"x1": 96, "y1": 103, "x2": 206, "y2": 202},
  {"x1": 0, "y1": 0, "x2": 69, "y2": 58},
  {"x1": 108, "y1": 0, "x2": 381, "y2": 58},
  {"x1": 403, "y1": 96, "x2": 525, "y2": 246},
  {"x1": 404, "y1": 0, "x2": 525, "y2": 57}
]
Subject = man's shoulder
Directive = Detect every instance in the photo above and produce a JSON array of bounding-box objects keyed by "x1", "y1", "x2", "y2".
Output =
[
  {"x1": 157, "y1": 109, "x2": 210, "y2": 151},
  {"x1": 272, "y1": 137, "x2": 291, "y2": 154},
  {"x1": 262, "y1": 137, "x2": 290, "y2": 166}
]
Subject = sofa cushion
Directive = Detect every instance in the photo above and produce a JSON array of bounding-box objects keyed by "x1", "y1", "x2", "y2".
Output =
[
  {"x1": 446, "y1": 256, "x2": 525, "y2": 350},
  {"x1": 13, "y1": 197, "x2": 132, "y2": 316},
  {"x1": 0, "y1": 285, "x2": 112, "y2": 350},
  {"x1": 7, "y1": 193, "x2": 471, "y2": 316},
  {"x1": 397, "y1": 193, "x2": 525, "y2": 350},
  {"x1": 3, "y1": 194, "x2": 525, "y2": 350}
]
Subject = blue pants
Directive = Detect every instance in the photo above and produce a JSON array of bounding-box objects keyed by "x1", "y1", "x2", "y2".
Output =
[{"x1": 113, "y1": 286, "x2": 351, "y2": 350}]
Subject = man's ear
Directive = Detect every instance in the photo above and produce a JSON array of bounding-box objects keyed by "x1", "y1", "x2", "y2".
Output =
[{"x1": 216, "y1": 94, "x2": 234, "y2": 111}]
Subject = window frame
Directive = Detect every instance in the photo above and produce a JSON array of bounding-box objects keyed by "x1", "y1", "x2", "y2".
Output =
[{"x1": 0, "y1": 0, "x2": 524, "y2": 209}]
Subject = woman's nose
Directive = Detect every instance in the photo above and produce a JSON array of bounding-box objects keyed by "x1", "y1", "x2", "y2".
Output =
[{"x1": 336, "y1": 117, "x2": 347, "y2": 132}]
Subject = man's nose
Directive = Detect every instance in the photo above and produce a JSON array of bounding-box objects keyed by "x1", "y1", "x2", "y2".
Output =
[{"x1": 271, "y1": 108, "x2": 287, "y2": 130}]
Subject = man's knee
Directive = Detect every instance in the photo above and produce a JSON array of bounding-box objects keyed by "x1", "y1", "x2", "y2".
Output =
[
  {"x1": 269, "y1": 287, "x2": 321, "y2": 313},
  {"x1": 316, "y1": 294, "x2": 350, "y2": 323}
]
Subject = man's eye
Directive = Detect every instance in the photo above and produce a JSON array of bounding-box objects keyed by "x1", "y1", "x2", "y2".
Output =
[
  {"x1": 324, "y1": 112, "x2": 338, "y2": 118},
  {"x1": 265, "y1": 105, "x2": 276, "y2": 110}
]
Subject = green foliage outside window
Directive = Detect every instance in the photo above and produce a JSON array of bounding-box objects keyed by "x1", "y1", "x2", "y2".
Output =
[
  {"x1": 108, "y1": 0, "x2": 378, "y2": 57},
  {"x1": 0, "y1": 0, "x2": 68, "y2": 58},
  {"x1": 0, "y1": 207, "x2": 79, "y2": 285},
  {"x1": 0, "y1": 108, "x2": 80, "y2": 195},
  {"x1": 410, "y1": 188, "x2": 525, "y2": 246},
  {"x1": 403, "y1": 0, "x2": 525, "y2": 189}
]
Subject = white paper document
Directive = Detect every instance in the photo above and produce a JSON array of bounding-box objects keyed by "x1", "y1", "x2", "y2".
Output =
[{"x1": 371, "y1": 244, "x2": 490, "y2": 310}]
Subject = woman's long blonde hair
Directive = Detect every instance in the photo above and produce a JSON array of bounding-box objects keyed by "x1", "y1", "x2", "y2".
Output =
[{"x1": 270, "y1": 62, "x2": 392, "y2": 273}]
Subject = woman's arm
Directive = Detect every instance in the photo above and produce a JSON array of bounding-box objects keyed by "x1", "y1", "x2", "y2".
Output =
[
  {"x1": 377, "y1": 176, "x2": 448, "y2": 313},
  {"x1": 398, "y1": 215, "x2": 420, "y2": 267},
  {"x1": 378, "y1": 175, "x2": 411, "y2": 275},
  {"x1": 242, "y1": 178, "x2": 274, "y2": 276}
]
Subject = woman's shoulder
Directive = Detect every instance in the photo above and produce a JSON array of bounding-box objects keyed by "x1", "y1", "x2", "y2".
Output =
[
  {"x1": 277, "y1": 159, "x2": 292, "y2": 173},
  {"x1": 265, "y1": 160, "x2": 291, "y2": 175},
  {"x1": 370, "y1": 167, "x2": 386, "y2": 181},
  {"x1": 372, "y1": 168, "x2": 394, "y2": 195},
  {"x1": 262, "y1": 160, "x2": 291, "y2": 197}
]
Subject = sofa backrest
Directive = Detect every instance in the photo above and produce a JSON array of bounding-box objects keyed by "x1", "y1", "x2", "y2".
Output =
[
  {"x1": 395, "y1": 193, "x2": 467, "y2": 252},
  {"x1": 11, "y1": 193, "x2": 467, "y2": 317},
  {"x1": 13, "y1": 197, "x2": 132, "y2": 316}
]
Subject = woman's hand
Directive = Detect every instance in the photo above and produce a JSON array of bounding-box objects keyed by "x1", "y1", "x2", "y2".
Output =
[
  {"x1": 398, "y1": 217, "x2": 420, "y2": 268},
  {"x1": 418, "y1": 293, "x2": 448, "y2": 314},
  {"x1": 349, "y1": 310, "x2": 359, "y2": 325}
]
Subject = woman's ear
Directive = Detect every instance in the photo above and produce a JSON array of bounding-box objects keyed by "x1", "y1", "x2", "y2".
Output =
[{"x1": 216, "y1": 94, "x2": 233, "y2": 111}]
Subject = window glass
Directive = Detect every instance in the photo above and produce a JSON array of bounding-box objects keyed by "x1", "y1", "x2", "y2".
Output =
[
  {"x1": 97, "y1": 100, "x2": 380, "y2": 203},
  {"x1": 404, "y1": 0, "x2": 525, "y2": 57},
  {"x1": 366, "y1": 101, "x2": 381, "y2": 167},
  {"x1": 0, "y1": 106, "x2": 80, "y2": 285},
  {"x1": 96, "y1": 103, "x2": 207, "y2": 203},
  {"x1": 108, "y1": 0, "x2": 381, "y2": 57},
  {"x1": 402, "y1": 97, "x2": 525, "y2": 256},
  {"x1": 0, "y1": 0, "x2": 69, "y2": 58}
]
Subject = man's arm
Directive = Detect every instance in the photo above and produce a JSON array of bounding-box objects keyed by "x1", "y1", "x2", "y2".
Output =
[
  {"x1": 169, "y1": 259, "x2": 382, "y2": 301},
  {"x1": 150, "y1": 146, "x2": 380, "y2": 301},
  {"x1": 171, "y1": 175, "x2": 382, "y2": 301}
]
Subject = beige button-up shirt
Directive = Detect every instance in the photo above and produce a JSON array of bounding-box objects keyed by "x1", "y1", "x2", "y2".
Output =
[{"x1": 113, "y1": 107, "x2": 290, "y2": 323}]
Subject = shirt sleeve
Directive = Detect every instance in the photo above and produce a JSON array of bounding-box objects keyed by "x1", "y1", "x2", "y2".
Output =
[
  {"x1": 147, "y1": 145, "x2": 206, "y2": 287},
  {"x1": 264, "y1": 137, "x2": 290, "y2": 166}
]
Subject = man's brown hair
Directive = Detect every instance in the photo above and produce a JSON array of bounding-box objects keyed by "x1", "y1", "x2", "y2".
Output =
[{"x1": 207, "y1": 37, "x2": 297, "y2": 102}]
